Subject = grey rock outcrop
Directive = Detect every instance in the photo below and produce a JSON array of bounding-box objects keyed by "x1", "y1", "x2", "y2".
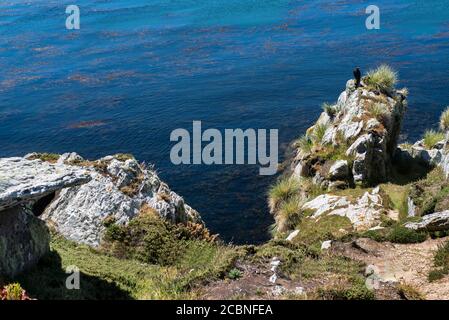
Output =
[
  {"x1": 41, "y1": 153, "x2": 202, "y2": 247},
  {"x1": 404, "y1": 211, "x2": 449, "y2": 232},
  {"x1": 292, "y1": 78, "x2": 406, "y2": 187},
  {"x1": 0, "y1": 153, "x2": 202, "y2": 277},
  {"x1": 301, "y1": 186, "x2": 389, "y2": 231},
  {"x1": 0, "y1": 157, "x2": 91, "y2": 211}
]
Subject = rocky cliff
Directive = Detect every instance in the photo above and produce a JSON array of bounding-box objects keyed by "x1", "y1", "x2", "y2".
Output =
[{"x1": 292, "y1": 76, "x2": 407, "y2": 188}]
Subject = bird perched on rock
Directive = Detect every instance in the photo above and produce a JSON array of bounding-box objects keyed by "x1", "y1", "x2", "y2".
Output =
[{"x1": 353, "y1": 67, "x2": 361, "y2": 88}]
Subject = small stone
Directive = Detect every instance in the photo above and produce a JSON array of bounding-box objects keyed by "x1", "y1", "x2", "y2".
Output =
[
  {"x1": 271, "y1": 285, "x2": 286, "y2": 296},
  {"x1": 321, "y1": 240, "x2": 332, "y2": 250},
  {"x1": 286, "y1": 230, "x2": 299, "y2": 242}
]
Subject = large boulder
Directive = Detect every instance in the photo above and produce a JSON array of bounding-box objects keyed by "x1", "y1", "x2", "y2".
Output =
[
  {"x1": 301, "y1": 187, "x2": 390, "y2": 231},
  {"x1": 0, "y1": 156, "x2": 90, "y2": 277},
  {"x1": 0, "y1": 157, "x2": 91, "y2": 211},
  {"x1": 41, "y1": 153, "x2": 202, "y2": 247},
  {"x1": 0, "y1": 207, "x2": 50, "y2": 277}
]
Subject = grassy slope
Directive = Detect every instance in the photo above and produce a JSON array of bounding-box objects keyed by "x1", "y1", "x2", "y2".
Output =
[{"x1": 16, "y1": 234, "x2": 241, "y2": 300}]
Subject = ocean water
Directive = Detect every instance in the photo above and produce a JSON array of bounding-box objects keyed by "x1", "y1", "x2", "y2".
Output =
[{"x1": 1, "y1": 0, "x2": 449, "y2": 243}]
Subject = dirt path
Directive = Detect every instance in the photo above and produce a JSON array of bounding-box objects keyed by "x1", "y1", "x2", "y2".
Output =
[
  {"x1": 359, "y1": 237, "x2": 449, "y2": 300},
  {"x1": 200, "y1": 237, "x2": 449, "y2": 300}
]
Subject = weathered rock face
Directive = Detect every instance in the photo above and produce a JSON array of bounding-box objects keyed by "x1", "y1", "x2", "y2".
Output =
[
  {"x1": 41, "y1": 153, "x2": 202, "y2": 247},
  {"x1": 405, "y1": 211, "x2": 449, "y2": 232},
  {"x1": 0, "y1": 206, "x2": 50, "y2": 277},
  {"x1": 292, "y1": 79, "x2": 406, "y2": 188},
  {"x1": 0, "y1": 157, "x2": 91, "y2": 211},
  {"x1": 0, "y1": 156, "x2": 90, "y2": 277},
  {"x1": 301, "y1": 187, "x2": 390, "y2": 231}
]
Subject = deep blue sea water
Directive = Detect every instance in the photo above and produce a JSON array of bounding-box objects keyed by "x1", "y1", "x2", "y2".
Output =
[{"x1": 1, "y1": 0, "x2": 449, "y2": 243}]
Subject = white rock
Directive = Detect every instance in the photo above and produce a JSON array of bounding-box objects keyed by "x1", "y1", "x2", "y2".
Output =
[
  {"x1": 302, "y1": 188, "x2": 386, "y2": 230},
  {"x1": 286, "y1": 229, "x2": 299, "y2": 242},
  {"x1": 39, "y1": 154, "x2": 202, "y2": 247},
  {"x1": 407, "y1": 197, "x2": 416, "y2": 217},
  {"x1": 321, "y1": 240, "x2": 332, "y2": 250},
  {"x1": 0, "y1": 157, "x2": 91, "y2": 211},
  {"x1": 405, "y1": 211, "x2": 449, "y2": 232}
]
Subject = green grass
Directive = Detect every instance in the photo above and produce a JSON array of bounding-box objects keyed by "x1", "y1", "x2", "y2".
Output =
[
  {"x1": 312, "y1": 123, "x2": 328, "y2": 145},
  {"x1": 428, "y1": 240, "x2": 449, "y2": 282},
  {"x1": 364, "y1": 64, "x2": 398, "y2": 92},
  {"x1": 27, "y1": 153, "x2": 60, "y2": 163},
  {"x1": 268, "y1": 177, "x2": 301, "y2": 213},
  {"x1": 294, "y1": 135, "x2": 313, "y2": 154},
  {"x1": 227, "y1": 268, "x2": 242, "y2": 280},
  {"x1": 15, "y1": 232, "x2": 241, "y2": 300},
  {"x1": 317, "y1": 277, "x2": 375, "y2": 300},
  {"x1": 361, "y1": 224, "x2": 427, "y2": 244},
  {"x1": 423, "y1": 130, "x2": 445, "y2": 149},
  {"x1": 409, "y1": 167, "x2": 449, "y2": 216},
  {"x1": 292, "y1": 215, "x2": 352, "y2": 247},
  {"x1": 440, "y1": 106, "x2": 449, "y2": 131},
  {"x1": 275, "y1": 196, "x2": 303, "y2": 233},
  {"x1": 379, "y1": 184, "x2": 409, "y2": 221}
]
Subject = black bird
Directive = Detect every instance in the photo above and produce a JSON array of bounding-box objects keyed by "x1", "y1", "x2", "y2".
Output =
[{"x1": 353, "y1": 67, "x2": 361, "y2": 88}]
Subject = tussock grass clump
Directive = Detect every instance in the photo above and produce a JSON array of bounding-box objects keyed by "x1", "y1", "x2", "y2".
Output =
[
  {"x1": 268, "y1": 177, "x2": 301, "y2": 213},
  {"x1": 398, "y1": 283, "x2": 425, "y2": 300},
  {"x1": 317, "y1": 277, "x2": 375, "y2": 300},
  {"x1": 428, "y1": 240, "x2": 449, "y2": 282},
  {"x1": 276, "y1": 196, "x2": 302, "y2": 233},
  {"x1": 312, "y1": 123, "x2": 329, "y2": 145},
  {"x1": 366, "y1": 102, "x2": 387, "y2": 122},
  {"x1": 364, "y1": 64, "x2": 398, "y2": 92},
  {"x1": 322, "y1": 102, "x2": 340, "y2": 117},
  {"x1": 423, "y1": 130, "x2": 445, "y2": 149},
  {"x1": 440, "y1": 106, "x2": 449, "y2": 131},
  {"x1": 294, "y1": 135, "x2": 313, "y2": 153}
]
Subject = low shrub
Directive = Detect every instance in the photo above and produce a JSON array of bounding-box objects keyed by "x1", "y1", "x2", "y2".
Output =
[
  {"x1": 227, "y1": 268, "x2": 242, "y2": 280},
  {"x1": 423, "y1": 130, "x2": 445, "y2": 149},
  {"x1": 1, "y1": 283, "x2": 30, "y2": 300}
]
